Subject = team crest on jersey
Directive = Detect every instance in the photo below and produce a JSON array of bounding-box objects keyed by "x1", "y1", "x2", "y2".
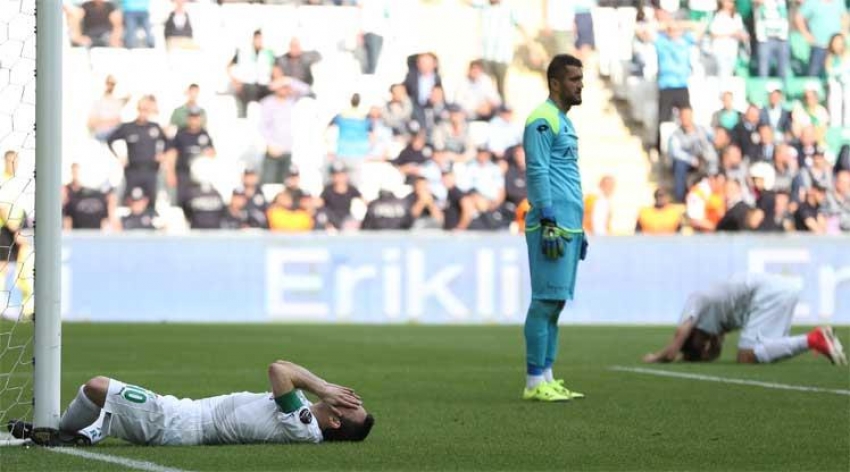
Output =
[
  {"x1": 198, "y1": 135, "x2": 209, "y2": 146},
  {"x1": 537, "y1": 124, "x2": 549, "y2": 133},
  {"x1": 299, "y1": 409, "x2": 313, "y2": 424},
  {"x1": 149, "y1": 127, "x2": 160, "y2": 138}
]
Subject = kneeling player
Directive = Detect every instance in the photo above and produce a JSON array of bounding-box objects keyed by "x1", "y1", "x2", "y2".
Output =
[
  {"x1": 643, "y1": 273, "x2": 846, "y2": 365},
  {"x1": 9, "y1": 360, "x2": 374, "y2": 446}
]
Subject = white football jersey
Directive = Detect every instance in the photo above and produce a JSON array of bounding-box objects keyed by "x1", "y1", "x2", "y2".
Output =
[{"x1": 199, "y1": 390, "x2": 323, "y2": 445}]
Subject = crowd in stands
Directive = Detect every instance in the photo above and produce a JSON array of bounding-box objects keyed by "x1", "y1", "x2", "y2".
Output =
[
  {"x1": 627, "y1": 0, "x2": 849, "y2": 235},
  {"x1": 44, "y1": 1, "x2": 850, "y2": 236}
]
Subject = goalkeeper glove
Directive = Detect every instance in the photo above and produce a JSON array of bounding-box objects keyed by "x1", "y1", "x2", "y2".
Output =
[{"x1": 540, "y1": 206, "x2": 565, "y2": 260}]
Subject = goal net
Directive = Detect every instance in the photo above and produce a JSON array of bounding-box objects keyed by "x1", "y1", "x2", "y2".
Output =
[{"x1": 0, "y1": 0, "x2": 37, "y2": 445}]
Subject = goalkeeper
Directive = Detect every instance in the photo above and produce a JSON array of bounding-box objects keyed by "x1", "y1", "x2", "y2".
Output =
[
  {"x1": 521, "y1": 54, "x2": 588, "y2": 402},
  {"x1": 9, "y1": 360, "x2": 373, "y2": 446}
]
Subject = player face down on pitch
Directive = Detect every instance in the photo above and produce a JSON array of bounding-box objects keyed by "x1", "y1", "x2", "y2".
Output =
[
  {"x1": 520, "y1": 54, "x2": 589, "y2": 403},
  {"x1": 8, "y1": 360, "x2": 374, "y2": 446},
  {"x1": 644, "y1": 273, "x2": 847, "y2": 365}
]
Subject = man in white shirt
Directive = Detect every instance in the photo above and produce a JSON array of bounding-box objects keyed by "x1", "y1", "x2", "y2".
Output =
[{"x1": 9, "y1": 360, "x2": 373, "y2": 447}]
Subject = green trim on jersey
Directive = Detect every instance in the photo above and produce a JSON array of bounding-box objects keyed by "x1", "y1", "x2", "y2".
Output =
[
  {"x1": 524, "y1": 101, "x2": 560, "y2": 135},
  {"x1": 274, "y1": 390, "x2": 304, "y2": 413}
]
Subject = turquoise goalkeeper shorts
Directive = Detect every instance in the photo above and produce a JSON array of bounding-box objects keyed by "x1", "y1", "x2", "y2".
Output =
[{"x1": 524, "y1": 226, "x2": 582, "y2": 301}]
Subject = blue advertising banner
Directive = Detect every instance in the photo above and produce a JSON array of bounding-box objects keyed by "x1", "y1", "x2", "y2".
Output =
[{"x1": 60, "y1": 233, "x2": 850, "y2": 325}]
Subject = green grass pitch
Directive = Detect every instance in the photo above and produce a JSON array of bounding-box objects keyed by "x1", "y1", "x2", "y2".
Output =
[{"x1": 1, "y1": 323, "x2": 848, "y2": 471}]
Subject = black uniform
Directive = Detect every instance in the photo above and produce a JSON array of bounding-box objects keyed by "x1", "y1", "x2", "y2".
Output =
[
  {"x1": 122, "y1": 211, "x2": 157, "y2": 230},
  {"x1": 107, "y1": 120, "x2": 166, "y2": 205},
  {"x1": 167, "y1": 127, "x2": 214, "y2": 205},
  {"x1": 320, "y1": 185, "x2": 362, "y2": 229},
  {"x1": 361, "y1": 191, "x2": 411, "y2": 230},
  {"x1": 64, "y1": 185, "x2": 109, "y2": 229},
  {"x1": 182, "y1": 185, "x2": 225, "y2": 230}
]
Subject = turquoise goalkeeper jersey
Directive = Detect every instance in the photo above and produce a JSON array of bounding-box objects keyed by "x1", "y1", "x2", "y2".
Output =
[{"x1": 522, "y1": 99, "x2": 583, "y2": 230}]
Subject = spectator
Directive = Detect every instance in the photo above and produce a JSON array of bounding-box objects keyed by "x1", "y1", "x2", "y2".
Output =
[
  {"x1": 572, "y1": 0, "x2": 596, "y2": 65},
  {"x1": 220, "y1": 189, "x2": 250, "y2": 230},
  {"x1": 772, "y1": 143, "x2": 802, "y2": 207},
  {"x1": 654, "y1": 21, "x2": 697, "y2": 124},
  {"x1": 87, "y1": 75, "x2": 129, "y2": 142},
  {"x1": 359, "y1": 0, "x2": 391, "y2": 74},
  {"x1": 366, "y1": 105, "x2": 395, "y2": 161},
  {"x1": 432, "y1": 105, "x2": 476, "y2": 163},
  {"x1": 420, "y1": 147, "x2": 452, "y2": 201},
  {"x1": 471, "y1": 0, "x2": 525, "y2": 98},
  {"x1": 753, "y1": 123, "x2": 776, "y2": 163},
  {"x1": 106, "y1": 95, "x2": 166, "y2": 208},
  {"x1": 707, "y1": 0, "x2": 748, "y2": 78},
  {"x1": 70, "y1": 0, "x2": 122, "y2": 48},
  {"x1": 240, "y1": 168, "x2": 269, "y2": 229},
  {"x1": 384, "y1": 83, "x2": 414, "y2": 137},
  {"x1": 121, "y1": 0, "x2": 154, "y2": 49},
  {"x1": 716, "y1": 178, "x2": 754, "y2": 231},
  {"x1": 181, "y1": 169, "x2": 225, "y2": 230},
  {"x1": 794, "y1": 125, "x2": 823, "y2": 168},
  {"x1": 502, "y1": 144, "x2": 527, "y2": 216},
  {"x1": 228, "y1": 29, "x2": 275, "y2": 119},
  {"x1": 794, "y1": 0, "x2": 849, "y2": 78},
  {"x1": 329, "y1": 93, "x2": 372, "y2": 169},
  {"x1": 415, "y1": 84, "x2": 450, "y2": 139},
  {"x1": 668, "y1": 107, "x2": 717, "y2": 202},
  {"x1": 404, "y1": 52, "x2": 442, "y2": 114},
  {"x1": 791, "y1": 87, "x2": 830, "y2": 141},
  {"x1": 730, "y1": 104, "x2": 762, "y2": 162},
  {"x1": 710, "y1": 90, "x2": 742, "y2": 130},
  {"x1": 685, "y1": 172, "x2": 727, "y2": 232},
  {"x1": 164, "y1": 0, "x2": 195, "y2": 50},
  {"x1": 753, "y1": 0, "x2": 790, "y2": 78},
  {"x1": 165, "y1": 107, "x2": 215, "y2": 206},
  {"x1": 273, "y1": 37, "x2": 322, "y2": 87},
  {"x1": 825, "y1": 33, "x2": 850, "y2": 127},
  {"x1": 712, "y1": 126, "x2": 732, "y2": 155},
  {"x1": 540, "y1": 0, "x2": 575, "y2": 59},
  {"x1": 258, "y1": 76, "x2": 310, "y2": 185},
  {"x1": 406, "y1": 176, "x2": 444, "y2": 229},
  {"x1": 454, "y1": 60, "x2": 502, "y2": 121},
  {"x1": 823, "y1": 169, "x2": 850, "y2": 231},
  {"x1": 800, "y1": 150, "x2": 834, "y2": 192},
  {"x1": 394, "y1": 129, "x2": 431, "y2": 184},
  {"x1": 749, "y1": 160, "x2": 777, "y2": 202},
  {"x1": 759, "y1": 84, "x2": 793, "y2": 142},
  {"x1": 720, "y1": 144, "x2": 751, "y2": 202},
  {"x1": 267, "y1": 190, "x2": 313, "y2": 232},
  {"x1": 121, "y1": 187, "x2": 157, "y2": 231},
  {"x1": 361, "y1": 189, "x2": 411, "y2": 230},
  {"x1": 63, "y1": 163, "x2": 115, "y2": 231},
  {"x1": 635, "y1": 187, "x2": 684, "y2": 234},
  {"x1": 756, "y1": 190, "x2": 793, "y2": 232},
  {"x1": 441, "y1": 166, "x2": 474, "y2": 230},
  {"x1": 793, "y1": 184, "x2": 827, "y2": 233},
  {"x1": 837, "y1": 144, "x2": 850, "y2": 174},
  {"x1": 169, "y1": 84, "x2": 207, "y2": 133},
  {"x1": 460, "y1": 147, "x2": 506, "y2": 219},
  {"x1": 485, "y1": 105, "x2": 521, "y2": 159},
  {"x1": 583, "y1": 175, "x2": 616, "y2": 236},
  {"x1": 319, "y1": 162, "x2": 364, "y2": 231}
]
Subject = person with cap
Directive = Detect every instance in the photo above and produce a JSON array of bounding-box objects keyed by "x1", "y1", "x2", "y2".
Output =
[
  {"x1": 121, "y1": 187, "x2": 157, "y2": 231},
  {"x1": 106, "y1": 95, "x2": 167, "y2": 210},
  {"x1": 259, "y1": 76, "x2": 311, "y2": 185},
  {"x1": 758, "y1": 83, "x2": 792, "y2": 143},
  {"x1": 165, "y1": 106, "x2": 216, "y2": 207},
  {"x1": 220, "y1": 187, "x2": 251, "y2": 230},
  {"x1": 319, "y1": 162, "x2": 365, "y2": 231},
  {"x1": 635, "y1": 187, "x2": 683, "y2": 234}
]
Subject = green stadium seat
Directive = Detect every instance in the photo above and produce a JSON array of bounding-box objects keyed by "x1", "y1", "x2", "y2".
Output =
[
  {"x1": 786, "y1": 77, "x2": 826, "y2": 100},
  {"x1": 789, "y1": 31, "x2": 811, "y2": 66},
  {"x1": 826, "y1": 127, "x2": 850, "y2": 156},
  {"x1": 745, "y1": 77, "x2": 826, "y2": 106}
]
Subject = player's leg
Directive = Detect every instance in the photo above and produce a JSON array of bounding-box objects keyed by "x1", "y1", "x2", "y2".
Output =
[
  {"x1": 58, "y1": 376, "x2": 109, "y2": 433},
  {"x1": 543, "y1": 237, "x2": 584, "y2": 399}
]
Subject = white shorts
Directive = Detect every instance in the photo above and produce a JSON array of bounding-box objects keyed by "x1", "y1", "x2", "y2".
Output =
[
  {"x1": 103, "y1": 379, "x2": 204, "y2": 446},
  {"x1": 738, "y1": 279, "x2": 800, "y2": 349}
]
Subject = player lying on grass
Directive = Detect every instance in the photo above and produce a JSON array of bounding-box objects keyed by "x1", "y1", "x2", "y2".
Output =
[
  {"x1": 8, "y1": 360, "x2": 374, "y2": 446},
  {"x1": 643, "y1": 273, "x2": 847, "y2": 365}
]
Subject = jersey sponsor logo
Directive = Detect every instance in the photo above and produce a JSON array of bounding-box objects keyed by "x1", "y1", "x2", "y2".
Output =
[
  {"x1": 536, "y1": 124, "x2": 549, "y2": 133},
  {"x1": 299, "y1": 408, "x2": 313, "y2": 424}
]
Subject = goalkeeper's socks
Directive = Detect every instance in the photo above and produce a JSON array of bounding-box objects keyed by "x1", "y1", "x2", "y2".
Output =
[
  {"x1": 543, "y1": 367, "x2": 554, "y2": 383},
  {"x1": 754, "y1": 335, "x2": 809, "y2": 363},
  {"x1": 526, "y1": 364, "x2": 545, "y2": 389},
  {"x1": 59, "y1": 385, "x2": 101, "y2": 432}
]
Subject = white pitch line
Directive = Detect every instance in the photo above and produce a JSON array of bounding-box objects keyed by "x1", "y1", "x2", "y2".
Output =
[
  {"x1": 47, "y1": 447, "x2": 191, "y2": 472},
  {"x1": 611, "y1": 366, "x2": 850, "y2": 396}
]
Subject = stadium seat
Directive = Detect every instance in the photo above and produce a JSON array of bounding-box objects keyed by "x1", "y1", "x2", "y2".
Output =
[{"x1": 826, "y1": 127, "x2": 850, "y2": 156}]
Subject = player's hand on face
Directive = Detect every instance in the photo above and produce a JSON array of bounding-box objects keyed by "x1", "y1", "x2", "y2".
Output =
[{"x1": 320, "y1": 383, "x2": 362, "y2": 412}]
